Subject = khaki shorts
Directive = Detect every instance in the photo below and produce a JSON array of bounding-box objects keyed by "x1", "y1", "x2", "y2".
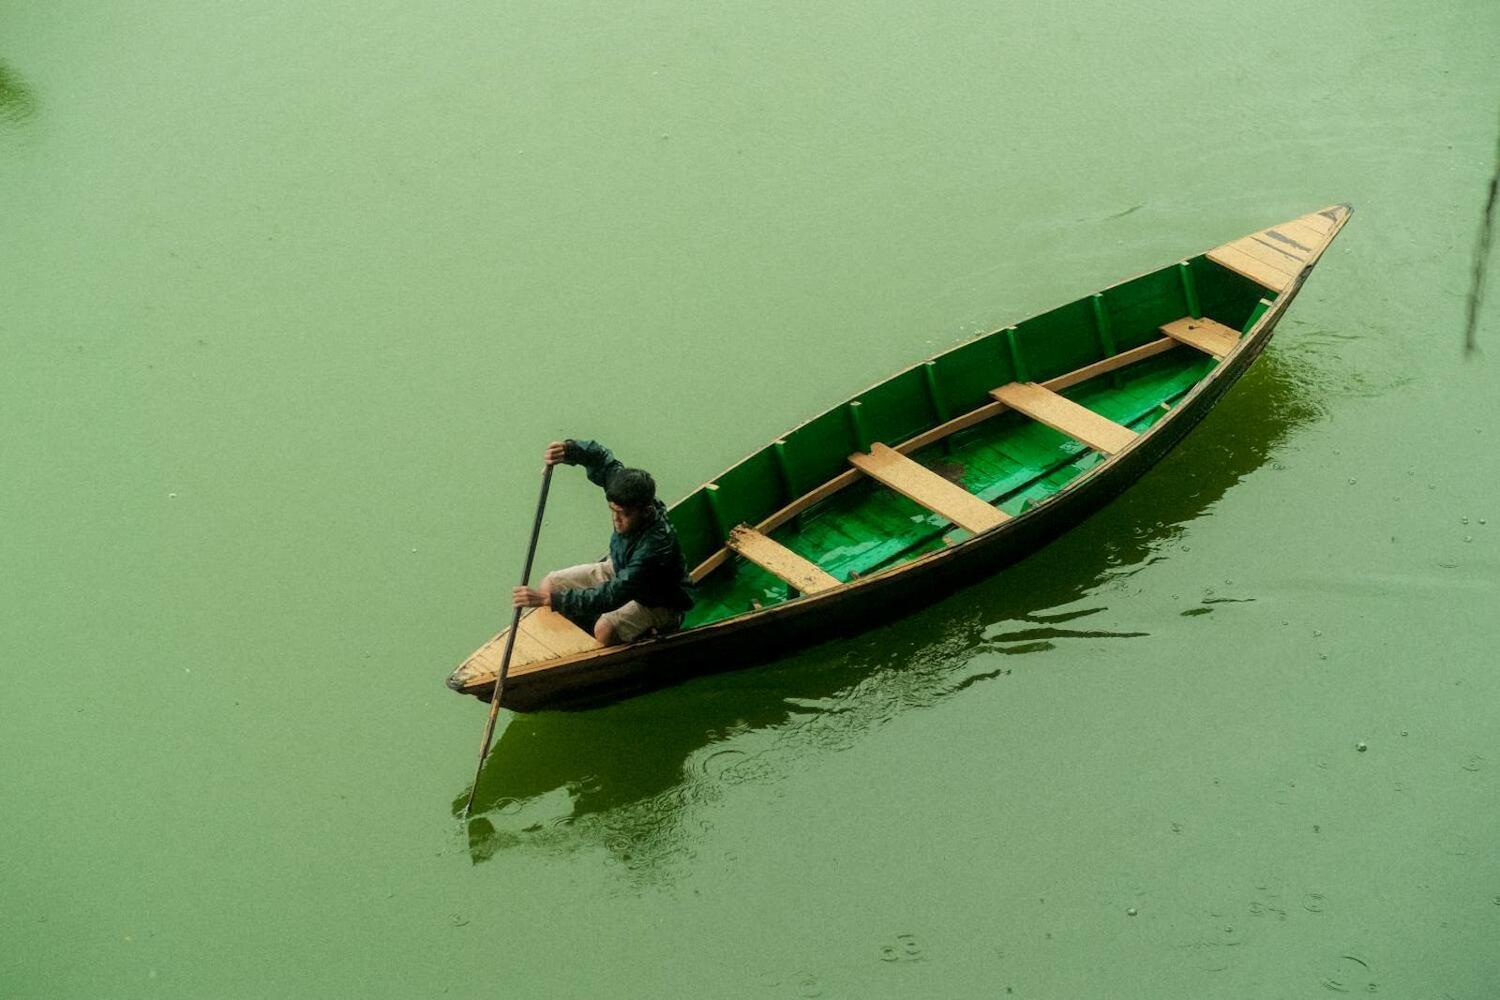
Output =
[{"x1": 543, "y1": 558, "x2": 684, "y2": 644}]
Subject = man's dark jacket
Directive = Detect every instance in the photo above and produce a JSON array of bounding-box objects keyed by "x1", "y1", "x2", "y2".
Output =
[{"x1": 548, "y1": 439, "x2": 695, "y2": 622}]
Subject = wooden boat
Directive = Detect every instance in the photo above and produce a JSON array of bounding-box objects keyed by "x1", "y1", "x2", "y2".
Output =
[{"x1": 449, "y1": 205, "x2": 1352, "y2": 710}]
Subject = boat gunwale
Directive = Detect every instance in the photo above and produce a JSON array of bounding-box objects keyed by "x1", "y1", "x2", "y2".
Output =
[{"x1": 453, "y1": 206, "x2": 1351, "y2": 695}]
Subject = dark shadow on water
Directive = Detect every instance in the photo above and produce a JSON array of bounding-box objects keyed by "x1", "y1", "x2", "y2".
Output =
[
  {"x1": 457, "y1": 351, "x2": 1326, "y2": 876},
  {"x1": 0, "y1": 60, "x2": 38, "y2": 131}
]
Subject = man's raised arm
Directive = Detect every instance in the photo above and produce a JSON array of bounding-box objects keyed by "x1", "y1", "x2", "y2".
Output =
[{"x1": 555, "y1": 439, "x2": 624, "y2": 491}]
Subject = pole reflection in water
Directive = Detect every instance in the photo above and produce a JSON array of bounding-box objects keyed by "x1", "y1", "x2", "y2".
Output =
[{"x1": 458, "y1": 350, "x2": 1326, "y2": 881}]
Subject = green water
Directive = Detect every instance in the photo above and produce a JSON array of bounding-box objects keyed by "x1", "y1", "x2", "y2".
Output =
[{"x1": 3, "y1": 2, "x2": 1498, "y2": 996}]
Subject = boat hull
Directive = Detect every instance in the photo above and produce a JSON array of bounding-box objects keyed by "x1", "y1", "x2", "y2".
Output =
[
  {"x1": 468, "y1": 291, "x2": 1289, "y2": 711},
  {"x1": 451, "y1": 205, "x2": 1350, "y2": 710}
]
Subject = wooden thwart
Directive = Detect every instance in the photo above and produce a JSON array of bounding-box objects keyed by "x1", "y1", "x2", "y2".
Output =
[
  {"x1": 687, "y1": 337, "x2": 1184, "y2": 582},
  {"x1": 1161, "y1": 316, "x2": 1240, "y2": 359},
  {"x1": 727, "y1": 525, "x2": 841, "y2": 594},
  {"x1": 991, "y1": 382, "x2": 1138, "y2": 455},
  {"x1": 848, "y1": 443, "x2": 1010, "y2": 534}
]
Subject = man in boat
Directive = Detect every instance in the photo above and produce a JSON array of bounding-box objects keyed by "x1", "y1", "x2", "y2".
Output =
[{"x1": 511, "y1": 439, "x2": 695, "y2": 646}]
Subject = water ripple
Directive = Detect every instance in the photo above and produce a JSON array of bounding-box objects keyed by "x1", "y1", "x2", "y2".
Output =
[{"x1": 982, "y1": 625, "x2": 1151, "y2": 644}]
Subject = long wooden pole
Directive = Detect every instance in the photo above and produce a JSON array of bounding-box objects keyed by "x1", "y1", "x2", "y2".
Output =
[{"x1": 462, "y1": 462, "x2": 554, "y2": 818}]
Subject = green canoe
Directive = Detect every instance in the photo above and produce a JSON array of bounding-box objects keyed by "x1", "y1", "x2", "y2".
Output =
[{"x1": 450, "y1": 205, "x2": 1352, "y2": 710}]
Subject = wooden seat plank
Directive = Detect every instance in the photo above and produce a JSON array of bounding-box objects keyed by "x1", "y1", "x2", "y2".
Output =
[
  {"x1": 1209, "y1": 206, "x2": 1350, "y2": 293},
  {"x1": 1263, "y1": 222, "x2": 1324, "y2": 255},
  {"x1": 470, "y1": 629, "x2": 554, "y2": 671},
  {"x1": 1296, "y1": 210, "x2": 1336, "y2": 235},
  {"x1": 1207, "y1": 244, "x2": 1291, "y2": 292},
  {"x1": 1248, "y1": 238, "x2": 1312, "y2": 272},
  {"x1": 519, "y1": 606, "x2": 602, "y2": 656},
  {"x1": 727, "y1": 525, "x2": 841, "y2": 594},
  {"x1": 1160, "y1": 316, "x2": 1240, "y2": 359},
  {"x1": 848, "y1": 443, "x2": 1010, "y2": 534},
  {"x1": 990, "y1": 382, "x2": 1138, "y2": 455},
  {"x1": 452, "y1": 628, "x2": 555, "y2": 688},
  {"x1": 1227, "y1": 237, "x2": 1302, "y2": 275}
]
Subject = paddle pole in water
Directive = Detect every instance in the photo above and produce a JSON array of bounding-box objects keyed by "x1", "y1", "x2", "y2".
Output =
[{"x1": 462, "y1": 460, "x2": 554, "y2": 819}]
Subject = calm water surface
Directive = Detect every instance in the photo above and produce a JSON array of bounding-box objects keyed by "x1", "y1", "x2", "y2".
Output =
[{"x1": 3, "y1": 1, "x2": 1498, "y2": 996}]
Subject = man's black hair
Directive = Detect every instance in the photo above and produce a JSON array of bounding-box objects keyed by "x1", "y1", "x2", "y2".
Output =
[{"x1": 605, "y1": 467, "x2": 656, "y2": 510}]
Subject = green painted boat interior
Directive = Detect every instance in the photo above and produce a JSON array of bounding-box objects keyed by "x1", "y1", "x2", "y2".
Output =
[{"x1": 677, "y1": 256, "x2": 1275, "y2": 629}]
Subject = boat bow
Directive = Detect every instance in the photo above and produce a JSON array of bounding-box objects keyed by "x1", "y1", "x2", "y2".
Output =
[{"x1": 1207, "y1": 204, "x2": 1352, "y2": 294}]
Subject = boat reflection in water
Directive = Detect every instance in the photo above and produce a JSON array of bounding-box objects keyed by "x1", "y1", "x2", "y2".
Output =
[{"x1": 460, "y1": 347, "x2": 1328, "y2": 875}]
